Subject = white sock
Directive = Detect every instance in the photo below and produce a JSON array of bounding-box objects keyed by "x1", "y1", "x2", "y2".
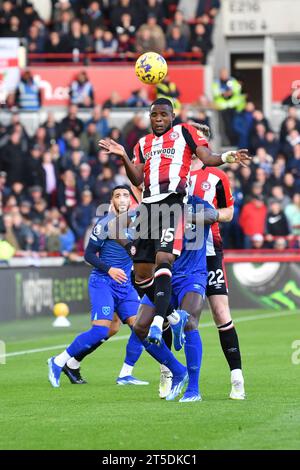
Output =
[
  {"x1": 119, "y1": 362, "x2": 133, "y2": 378},
  {"x1": 231, "y1": 369, "x2": 244, "y2": 383},
  {"x1": 160, "y1": 364, "x2": 171, "y2": 374},
  {"x1": 167, "y1": 309, "x2": 180, "y2": 325},
  {"x1": 151, "y1": 315, "x2": 164, "y2": 331},
  {"x1": 54, "y1": 350, "x2": 71, "y2": 368},
  {"x1": 67, "y1": 357, "x2": 81, "y2": 369}
]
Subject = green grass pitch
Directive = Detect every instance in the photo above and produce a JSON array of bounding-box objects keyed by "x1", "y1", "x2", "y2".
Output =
[{"x1": 0, "y1": 309, "x2": 299, "y2": 450}]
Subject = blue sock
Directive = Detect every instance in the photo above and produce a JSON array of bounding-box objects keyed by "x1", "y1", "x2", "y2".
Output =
[
  {"x1": 125, "y1": 329, "x2": 144, "y2": 367},
  {"x1": 66, "y1": 325, "x2": 109, "y2": 358},
  {"x1": 143, "y1": 338, "x2": 186, "y2": 377},
  {"x1": 184, "y1": 330, "x2": 202, "y2": 394}
]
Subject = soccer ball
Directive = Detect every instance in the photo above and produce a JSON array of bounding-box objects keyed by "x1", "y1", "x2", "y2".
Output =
[
  {"x1": 53, "y1": 303, "x2": 69, "y2": 317},
  {"x1": 135, "y1": 52, "x2": 168, "y2": 85}
]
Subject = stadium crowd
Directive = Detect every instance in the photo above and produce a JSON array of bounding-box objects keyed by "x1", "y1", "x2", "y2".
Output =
[
  {"x1": 0, "y1": 0, "x2": 220, "y2": 64},
  {"x1": 1, "y1": 96, "x2": 300, "y2": 258}
]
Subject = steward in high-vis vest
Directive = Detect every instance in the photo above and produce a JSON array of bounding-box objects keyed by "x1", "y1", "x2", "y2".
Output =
[
  {"x1": 156, "y1": 75, "x2": 181, "y2": 110},
  {"x1": 212, "y1": 68, "x2": 246, "y2": 112},
  {"x1": 17, "y1": 70, "x2": 41, "y2": 111}
]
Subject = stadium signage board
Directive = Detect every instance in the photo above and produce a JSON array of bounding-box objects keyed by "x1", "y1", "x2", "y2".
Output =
[{"x1": 223, "y1": 0, "x2": 300, "y2": 36}]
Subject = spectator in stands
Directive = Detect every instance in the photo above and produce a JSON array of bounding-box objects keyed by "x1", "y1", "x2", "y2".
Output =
[
  {"x1": 287, "y1": 143, "x2": 300, "y2": 180},
  {"x1": 252, "y1": 147, "x2": 273, "y2": 176},
  {"x1": 166, "y1": 26, "x2": 189, "y2": 56},
  {"x1": 265, "y1": 201, "x2": 290, "y2": 244},
  {"x1": 11, "y1": 211, "x2": 35, "y2": 251},
  {"x1": 0, "y1": 222, "x2": 15, "y2": 261},
  {"x1": 221, "y1": 170, "x2": 244, "y2": 249},
  {"x1": 110, "y1": 0, "x2": 138, "y2": 31},
  {"x1": 59, "y1": 217, "x2": 75, "y2": 254},
  {"x1": 250, "y1": 123, "x2": 269, "y2": 154},
  {"x1": 283, "y1": 172, "x2": 300, "y2": 197},
  {"x1": 167, "y1": 9, "x2": 191, "y2": 41},
  {"x1": 94, "y1": 29, "x2": 118, "y2": 56},
  {"x1": 45, "y1": 31, "x2": 70, "y2": 61},
  {"x1": 59, "y1": 105, "x2": 84, "y2": 137},
  {"x1": 27, "y1": 23, "x2": 45, "y2": 54},
  {"x1": 156, "y1": 75, "x2": 181, "y2": 110},
  {"x1": 103, "y1": 91, "x2": 125, "y2": 109},
  {"x1": 117, "y1": 32, "x2": 135, "y2": 56},
  {"x1": 93, "y1": 165, "x2": 115, "y2": 204},
  {"x1": 239, "y1": 195, "x2": 267, "y2": 248},
  {"x1": 54, "y1": 9, "x2": 73, "y2": 36},
  {"x1": 284, "y1": 193, "x2": 300, "y2": 236},
  {"x1": 0, "y1": 1, "x2": 15, "y2": 31},
  {"x1": 212, "y1": 68, "x2": 246, "y2": 145},
  {"x1": 76, "y1": 163, "x2": 95, "y2": 194},
  {"x1": 42, "y1": 151, "x2": 59, "y2": 206},
  {"x1": 57, "y1": 170, "x2": 78, "y2": 224},
  {"x1": 69, "y1": 71, "x2": 94, "y2": 108},
  {"x1": 0, "y1": 132, "x2": 25, "y2": 186},
  {"x1": 0, "y1": 171, "x2": 10, "y2": 201},
  {"x1": 66, "y1": 150, "x2": 86, "y2": 174},
  {"x1": 26, "y1": 145, "x2": 46, "y2": 191},
  {"x1": 280, "y1": 106, "x2": 300, "y2": 143},
  {"x1": 16, "y1": 70, "x2": 41, "y2": 111},
  {"x1": 123, "y1": 112, "x2": 149, "y2": 153},
  {"x1": 268, "y1": 185, "x2": 291, "y2": 210},
  {"x1": 139, "y1": 0, "x2": 164, "y2": 27},
  {"x1": 10, "y1": 181, "x2": 26, "y2": 205},
  {"x1": 196, "y1": 0, "x2": 220, "y2": 18},
  {"x1": 136, "y1": 14, "x2": 166, "y2": 54},
  {"x1": 264, "y1": 131, "x2": 280, "y2": 159},
  {"x1": 80, "y1": 122, "x2": 102, "y2": 158},
  {"x1": 233, "y1": 101, "x2": 255, "y2": 149},
  {"x1": 268, "y1": 161, "x2": 284, "y2": 189},
  {"x1": 42, "y1": 112, "x2": 60, "y2": 143},
  {"x1": 31, "y1": 198, "x2": 48, "y2": 223},
  {"x1": 135, "y1": 27, "x2": 155, "y2": 54},
  {"x1": 31, "y1": 127, "x2": 49, "y2": 153},
  {"x1": 2, "y1": 213, "x2": 21, "y2": 252},
  {"x1": 177, "y1": 0, "x2": 200, "y2": 21},
  {"x1": 115, "y1": 13, "x2": 136, "y2": 37},
  {"x1": 85, "y1": 105, "x2": 111, "y2": 138},
  {"x1": 68, "y1": 19, "x2": 88, "y2": 56},
  {"x1": 250, "y1": 233, "x2": 265, "y2": 250},
  {"x1": 126, "y1": 89, "x2": 150, "y2": 108},
  {"x1": 71, "y1": 189, "x2": 95, "y2": 242},
  {"x1": 82, "y1": 1, "x2": 105, "y2": 32},
  {"x1": 190, "y1": 23, "x2": 212, "y2": 64},
  {"x1": 2, "y1": 15, "x2": 23, "y2": 38}
]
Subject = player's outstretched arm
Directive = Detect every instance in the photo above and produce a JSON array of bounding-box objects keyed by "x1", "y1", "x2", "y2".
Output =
[
  {"x1": 98, "y1": 138, "x2": 144, "y2": 186},
  {"x1": 84, "y1": 239, "x2": 127, "y2": 284},
  {"x1": 196, "y1": 146, "x2": 251, "y2": 167}
]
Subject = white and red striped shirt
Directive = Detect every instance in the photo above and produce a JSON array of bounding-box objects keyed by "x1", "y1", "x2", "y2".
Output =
[
  {"x1": 189, "y1": 166, "x2": 234, "y2": 256},
  {"x1": 133, "y1": 123, "x2": 208, "y2": 203}
]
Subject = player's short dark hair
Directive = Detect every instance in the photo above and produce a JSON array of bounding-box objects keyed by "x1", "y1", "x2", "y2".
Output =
[
  {"x1": 111, "y1": 185, "x2": 131, "y2": 197},
  {"x1": 150, "y1": 98, "x2": 173, "y2": 111}
]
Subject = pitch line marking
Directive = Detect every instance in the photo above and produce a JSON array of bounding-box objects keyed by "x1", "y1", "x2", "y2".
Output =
[{"x1": 2, "y1": 311, "x2": 298, "y2": 359}]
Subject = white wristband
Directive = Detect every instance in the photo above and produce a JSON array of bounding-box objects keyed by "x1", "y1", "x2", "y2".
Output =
[{"x1": 221, "y1": 151, "x2": 236, "y2": 163}]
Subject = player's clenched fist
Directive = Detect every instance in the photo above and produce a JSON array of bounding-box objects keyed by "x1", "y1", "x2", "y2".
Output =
[{"x1": 108, "y1": 267, "x2": 128, "y2": 284}]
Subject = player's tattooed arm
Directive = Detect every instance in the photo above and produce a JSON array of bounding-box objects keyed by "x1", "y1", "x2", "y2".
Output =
[
  {"x1": 217, "y1": 206, "x2": 234, "y2": 222},
  {"x1": 196, "y1": 146, "x2": 251, "y2": 167},
  {"x1": 98, "y1": 138, "x2": 144, "y2": 186}
]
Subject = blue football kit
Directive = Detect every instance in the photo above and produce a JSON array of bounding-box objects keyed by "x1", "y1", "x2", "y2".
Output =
[
  {"x1": 142, "y1": 195, "x2": 211, "y2": 309},
  {"x1": 85, "y1": 211, "x2": 140, "y2": 323}
]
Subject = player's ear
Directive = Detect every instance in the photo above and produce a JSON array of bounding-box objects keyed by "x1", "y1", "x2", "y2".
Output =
[{"x1": 172, "y1": 112, "x2": 176, "y2": 121}]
